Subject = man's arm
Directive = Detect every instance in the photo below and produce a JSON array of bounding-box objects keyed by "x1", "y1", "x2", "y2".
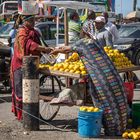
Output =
[{"x1": 105, "y1": 31, "x2": 113, "y2": 47}]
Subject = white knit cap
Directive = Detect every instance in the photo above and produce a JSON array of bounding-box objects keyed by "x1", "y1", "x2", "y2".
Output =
[{"x1": 95, "y1": 16, "x2": 105, "y2": 23}]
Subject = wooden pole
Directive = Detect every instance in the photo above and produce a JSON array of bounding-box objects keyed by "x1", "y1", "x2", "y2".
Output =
[
  {"x1": 64, "y1": 8, "x2": 73, "y2": 87},
  {"x1": 64, "y1": 8, "x2": 68, "y2": 46},
  {"x1": 22, "y1": 56, "x2": 39, "y2": 131}
]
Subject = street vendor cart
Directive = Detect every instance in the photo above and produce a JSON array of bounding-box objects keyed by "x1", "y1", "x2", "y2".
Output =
[
  {"x1": 39, "y1": 65, "x2": 140, "y2": 121},
  {"x1": 38, "y1": 1, "x2": 140, "y2": 126},
  {"x1": 39, "y1": 1, "x2": 96, "y2": 121},
  {"x1": 37, "y1": 0, "x2": 140, "y2": 136}
]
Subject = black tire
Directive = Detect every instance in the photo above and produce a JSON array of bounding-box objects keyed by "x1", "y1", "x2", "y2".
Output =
[
  {"x1": 1, "y1": 78, "x2": 12, "y2": 93},
  {"x1": 0, "y1": 47, "x2": 11, "y2": 57},
  {"x1": 40, "y1": 75, "x2": 62, "y2": 93},
  {"x1": 135, "y1": 51, "x2": 140, "y2": 65},
  {"x1": 39, "y1": 75, "x2": 61, "y2": 121}
]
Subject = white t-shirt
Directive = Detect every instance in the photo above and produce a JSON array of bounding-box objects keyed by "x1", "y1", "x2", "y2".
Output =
[
  {"x1": 38, "y1": 3, "x2": 43, "y2": 8},
  {"x1": 105, "y1": 21, "x2": 119, "y2": 42}
]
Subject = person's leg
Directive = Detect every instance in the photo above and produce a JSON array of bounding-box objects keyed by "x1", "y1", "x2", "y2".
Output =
[{"x1": 14, "y1": 68, "x2": 22, "y2": 120}]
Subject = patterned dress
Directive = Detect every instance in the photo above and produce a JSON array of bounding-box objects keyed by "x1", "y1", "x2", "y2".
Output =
[{"x1": 71, "y1": 38, "x2": 128, "y2": 136}]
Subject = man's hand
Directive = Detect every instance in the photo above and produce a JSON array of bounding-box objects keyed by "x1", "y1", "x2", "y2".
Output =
[{"x1": 50, "y1": 48, "x2": 62, "y2": 55}]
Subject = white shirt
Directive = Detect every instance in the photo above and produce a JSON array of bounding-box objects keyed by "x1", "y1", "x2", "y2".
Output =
[{"x1": 105, "y1": 21, "x2": 119, "y2": 42}]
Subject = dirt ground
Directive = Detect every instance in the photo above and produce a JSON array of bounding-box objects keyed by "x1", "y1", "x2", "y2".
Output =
[{"x1": 0, "y1": 93, "x2": 126, "y2": 140}]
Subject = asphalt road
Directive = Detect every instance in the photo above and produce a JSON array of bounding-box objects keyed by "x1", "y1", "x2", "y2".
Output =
[
  {"x1": 0, "y1": 70, "x2": 140, "y2": 140},
  {"x1": 0, "y1": 93, "x2": 127, "y2": 140}
]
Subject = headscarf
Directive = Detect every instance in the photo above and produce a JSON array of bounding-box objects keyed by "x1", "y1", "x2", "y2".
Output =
[
  {"x1": 82, "y1": 24, "x2": 96, "y2": 40},
  {"x1": 21, "y1": 15, "x2": 35, "y2": 22}
]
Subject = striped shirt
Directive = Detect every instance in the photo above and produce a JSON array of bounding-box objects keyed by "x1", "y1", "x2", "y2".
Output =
[{"x1": 82, "y1": 19, "x2": 95, "y2": 39}]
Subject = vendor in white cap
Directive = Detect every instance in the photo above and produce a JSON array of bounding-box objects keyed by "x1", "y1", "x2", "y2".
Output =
[
  {"x1": 94, "y1": 16, "x2": 113, "y2": 48},
  {"x1": 102, "y1": 12, "x2": 119, "y2": 42},
  {"x1": 11, "y1": 0, "x2": 53, "y2": 121}
]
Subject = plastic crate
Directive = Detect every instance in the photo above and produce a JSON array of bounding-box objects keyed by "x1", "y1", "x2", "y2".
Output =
[{"x1": 132, "y1": 101, "x2": 140, "y2": 128}]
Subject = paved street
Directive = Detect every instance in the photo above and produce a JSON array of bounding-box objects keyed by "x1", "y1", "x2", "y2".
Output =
[
  {"x1": 0, "y1": 71, "x2": 140, "y2": 140},
  {"x1": 0, "y1": 89, "x2": 139, "y2": 140}
]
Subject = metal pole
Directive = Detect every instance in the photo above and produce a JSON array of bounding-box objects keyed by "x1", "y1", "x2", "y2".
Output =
[
  {"x1": 56, "y1": 6, "x2": 59, "y2": 47},
  {"x1": 22, "y1": 56, "x2": 39, "y2": 131},
  {"x1": 133, "y1": 0, "x2": 137, "y2": 11}
]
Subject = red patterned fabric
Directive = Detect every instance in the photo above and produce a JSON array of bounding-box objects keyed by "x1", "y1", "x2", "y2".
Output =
[
  {"x1": 11, "y1": 25, "x2": 41, "y2": 120},
  {"x1": 12, "y1": 26, "x2": 40, "y2": 72}
]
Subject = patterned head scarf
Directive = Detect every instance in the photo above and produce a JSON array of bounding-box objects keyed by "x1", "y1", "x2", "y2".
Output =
[
  {"x1": 21, "y1": 15, "x2": 35, "y2": 22},
  {"x1": 82, "y1": 24, "x2": 96, "y2": 40}
]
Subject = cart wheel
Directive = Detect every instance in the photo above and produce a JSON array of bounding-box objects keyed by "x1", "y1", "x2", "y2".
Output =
[
  {"x1": 40, "y1": 100, "x2": 60, "y2": 121},
  {"x1": 40, "y1": 74, "x2": 62, "y2": 94},
  {"x1": 39, "y1": 75, "x2": 62, "y2": 121}
]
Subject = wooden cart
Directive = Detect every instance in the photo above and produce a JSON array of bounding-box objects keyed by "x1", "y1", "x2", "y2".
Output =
[{"x1": 39, "y1": 66, "x2": 140, "y2": 121}]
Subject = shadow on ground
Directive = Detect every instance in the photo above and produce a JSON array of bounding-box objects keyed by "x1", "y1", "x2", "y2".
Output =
[
  {"x1": 39, "y1": 118, "x2": 78, "y2": 132},
  {"x1": 0, "y1": 94, "x2": 12, "y2": 103}
]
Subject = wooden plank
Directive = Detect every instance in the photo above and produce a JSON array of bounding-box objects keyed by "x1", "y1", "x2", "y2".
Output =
[
  {"x1": 39, "y1": 95, "x2": 54, "y2": 101},
  {"x1": 40, "y1": 69, "x2": 83, "y2": 79},
  {"x1": 39, "y1": 66, "x2": 140, "y2": 79},
  {"x1": 118, "y1": 66, "x2": 140, "y2": 73}
]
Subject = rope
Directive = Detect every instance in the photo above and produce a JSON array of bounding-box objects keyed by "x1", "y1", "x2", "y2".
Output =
[{"x1": 0, "y1": 97, "x2": 74, "y2": 132}]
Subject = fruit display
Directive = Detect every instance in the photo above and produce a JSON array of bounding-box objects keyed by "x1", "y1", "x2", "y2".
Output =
[
  {"x1": 122, "y1": 127, "x2": 140, "y2": 140},
  {"x1": 39, "y1": 47, "x2": 135, "y2": 75},
  {"x1": 104, "y1": 46, "x2": 134, "y2": 69},
  {"x1": 39, "y1": 52, "x2": 87, "y2": 75},
  {"x1": 80, "y1": 106, "x2": 100, "y2": 112}
]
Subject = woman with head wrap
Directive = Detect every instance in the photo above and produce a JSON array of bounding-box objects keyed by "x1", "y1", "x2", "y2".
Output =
[
  {"x1": 11, "y1": 14, "x2": 52, "y2": 120},
  {"x1": 82, "y1": 10, "x2": 96, "y2": 40}
]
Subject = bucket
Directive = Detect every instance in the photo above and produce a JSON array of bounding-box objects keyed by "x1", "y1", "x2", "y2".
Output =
[
  {"x1": 78, "y1": 110, "x2": 103, "y2": 138},
  {"x1": 132, "y1": 101, "x2": 140, "y2": 128}
]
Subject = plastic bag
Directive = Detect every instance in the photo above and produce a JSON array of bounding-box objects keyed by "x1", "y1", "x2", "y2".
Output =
[
  {"x1": 123, "y1": 82, "x2": 134, "y2": 103},
  {"x1": 41, "y1": 52, "x2": 56, "y2": 65}
]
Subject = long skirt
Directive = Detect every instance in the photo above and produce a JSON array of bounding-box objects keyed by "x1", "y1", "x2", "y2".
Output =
[{"x1": 11, "y1": 68, "x2": 22, "y2": 120}]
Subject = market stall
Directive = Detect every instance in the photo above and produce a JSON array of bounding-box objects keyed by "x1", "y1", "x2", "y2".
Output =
[
  {"x1": 40, "y1": 43, "x2": 140, "y2": 138},
  {"x1": 39, "y1": 47, "x2": 140, "y2": 123},
  {"x1": 39, "y1": 1, "x2": 140, "y2": 138},
  {"x1": 39, "y1": 65, "x2": 140, "y2": 101}
]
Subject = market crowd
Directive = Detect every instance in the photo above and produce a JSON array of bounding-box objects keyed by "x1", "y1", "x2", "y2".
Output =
[{"x1": 9, "y1": 2, "x2": 129, "y2": 136}]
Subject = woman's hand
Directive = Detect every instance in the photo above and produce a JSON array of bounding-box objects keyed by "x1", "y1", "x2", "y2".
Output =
[
  {"x1": 50, "y1": 46, "x2": 71, "y2": 55},
  {"x1": 50, "y1": 48, "x2": 62, "y2": 55},
  {"x1": 43, "y1": 47, "x2": 54, "y2": 53}
]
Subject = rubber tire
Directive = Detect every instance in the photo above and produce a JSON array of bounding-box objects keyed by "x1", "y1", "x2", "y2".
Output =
[{"x1": 39, "y1": 75, "x2": 61, "y2": 121}]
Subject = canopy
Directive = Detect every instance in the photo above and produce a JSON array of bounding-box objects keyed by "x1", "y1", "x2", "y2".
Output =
[
  {"x1": 126, "y1": 11, "x2": 140, "y2": 19},
  {"x1": 42, "y1": 1, "x2": 96, "y2": 10}
]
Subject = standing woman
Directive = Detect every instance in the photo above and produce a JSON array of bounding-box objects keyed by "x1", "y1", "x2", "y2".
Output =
[{"x1": 11, "y1": 1, "x2": 53, "y2": 121}]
